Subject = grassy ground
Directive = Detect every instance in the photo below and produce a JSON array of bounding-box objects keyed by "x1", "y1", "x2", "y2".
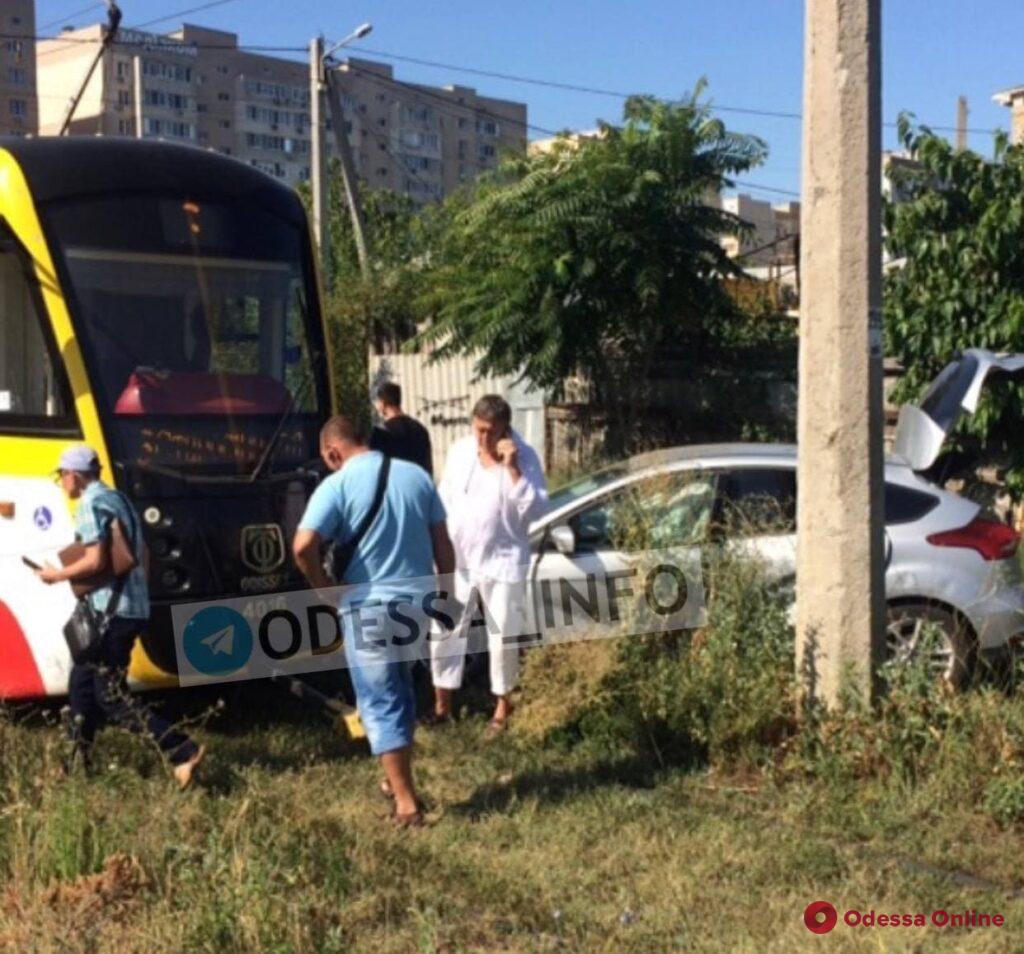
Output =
[{"x1": 1, "y1": 678, "x2": 1023, "y2": 953}]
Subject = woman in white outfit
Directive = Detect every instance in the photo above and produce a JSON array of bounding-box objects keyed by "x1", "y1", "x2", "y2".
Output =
[{"x1": 429, "y1": 394, "x2": 548, "y2": 734}]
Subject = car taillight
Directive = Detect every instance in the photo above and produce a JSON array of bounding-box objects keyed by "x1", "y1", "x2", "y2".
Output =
[{"x1": 926, "y1": 516, "x2": 1021, "y2": 561}]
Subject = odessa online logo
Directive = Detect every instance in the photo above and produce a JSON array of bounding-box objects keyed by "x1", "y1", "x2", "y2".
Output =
[{"x1": 182, "y1": 606, "x2": 254, "y2": 677}]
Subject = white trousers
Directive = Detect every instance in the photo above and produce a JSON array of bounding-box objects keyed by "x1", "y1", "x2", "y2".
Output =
[{"x1": 430, "y1": 576, "x2": 525, "y2": 697}]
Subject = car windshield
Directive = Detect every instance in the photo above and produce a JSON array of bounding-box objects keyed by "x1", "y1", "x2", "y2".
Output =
[
  {"x1": 548, "y1": 463, "x2": 630, "y2": 511},
  {"x1": 45, "y1": 194, "x2": 324, "y2": 474}
]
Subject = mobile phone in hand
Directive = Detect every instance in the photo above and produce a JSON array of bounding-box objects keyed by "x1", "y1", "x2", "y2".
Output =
[{"x1": 21, "y1": 555, "x2": 42, "y2": 571}]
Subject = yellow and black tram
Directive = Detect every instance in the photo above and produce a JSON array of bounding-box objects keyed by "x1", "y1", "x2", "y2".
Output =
[{"x1": 0, "y1": 137, "x2": 333, "y2": 698}]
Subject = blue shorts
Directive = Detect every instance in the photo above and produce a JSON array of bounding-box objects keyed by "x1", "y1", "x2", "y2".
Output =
[{"x1": 346, "y1": 640, "x2": 416, "y2": 756}]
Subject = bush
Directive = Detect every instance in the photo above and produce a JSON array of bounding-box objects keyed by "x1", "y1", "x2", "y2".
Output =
[{"x1": 520, "y1": 545, "x2": 797, "y2": 770}]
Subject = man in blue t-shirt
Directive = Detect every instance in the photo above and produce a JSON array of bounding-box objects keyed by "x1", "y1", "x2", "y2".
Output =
[{"x1": 293, "y1": 415, "x2": 454, "y2": 828}]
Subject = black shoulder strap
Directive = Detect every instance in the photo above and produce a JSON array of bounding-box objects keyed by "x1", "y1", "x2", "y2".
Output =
[
  {"x1": 353, "y1": 454, "x2": 391, "y2": 546},
  {"x1": 330, "y1": 454, "x2": 391, "y2": 581}
]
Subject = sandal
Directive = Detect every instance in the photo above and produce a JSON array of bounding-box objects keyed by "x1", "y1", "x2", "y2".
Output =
[
  {"x1": 484, "y1": 718, "x2": 509, "y2": 741},
  {"x1": 391, "y1": 809, "x2": 425, "y2": 829},
  {"x1": 389, "y1": 801, "x2": 427, "y2": 828},
  {"x1": 419, "y1": 711, "x2": 452, "y2": 728}
]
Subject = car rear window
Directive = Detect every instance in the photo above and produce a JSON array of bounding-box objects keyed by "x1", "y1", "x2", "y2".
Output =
[{"x1": 885, "y1": 483, "x2": 940, "y2": 525}]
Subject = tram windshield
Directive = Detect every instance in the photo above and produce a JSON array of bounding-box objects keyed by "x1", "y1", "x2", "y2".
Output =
[{"x1": 44, "y1": 193, "x2": 326, "y2": 475}]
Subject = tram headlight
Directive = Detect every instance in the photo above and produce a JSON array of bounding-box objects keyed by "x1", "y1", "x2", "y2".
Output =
[{"x1": 143, "y1": 506, "x2": 162, "y2": 526}]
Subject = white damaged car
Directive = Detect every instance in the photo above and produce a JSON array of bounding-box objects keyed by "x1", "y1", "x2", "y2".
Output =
[{"x1": 529, "y1": 349, "x2": 1024, "y2": 686}]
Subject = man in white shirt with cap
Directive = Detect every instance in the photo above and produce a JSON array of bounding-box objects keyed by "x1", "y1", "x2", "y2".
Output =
[{"x1": 428, "y1": 394, "x2": 547, "y2": 736}]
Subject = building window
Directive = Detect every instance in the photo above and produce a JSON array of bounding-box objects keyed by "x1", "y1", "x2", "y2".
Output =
[
  {"x1": 142, "y1": 60, "x2": 192, "y2": 83},
  {"x1": 476, "y1": 118, "x2": 498, "y2": 136},
  {"x1": 219, "y1": 119, "x2": 231, "y2": 129},
  {"x1": 8, "y1": 99, "x2": 27, "y2": 119},
  {"x1": 218, "y1": 92, "x2": 230, "y2": 101},
  {"x1": 6, "y1": 68, "x2": 27, "y2": 86},
  {"x1": 117, "y1": 118, "x2": 133, "y2": 135},
  {"x1": 478, "y1": 143, "x2": 497, "y2": 159},
  {"x1": 115, "y1": 60, "x2": 129, "y2": 79},
  {"x1": 117, "y1": 89, "x2": 131, "y2": 106},
  {"x1": 5, "y1": 39, "x2": 23, "y2": 56}
]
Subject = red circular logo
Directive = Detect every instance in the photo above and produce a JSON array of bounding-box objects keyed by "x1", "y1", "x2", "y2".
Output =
[{"x1": 804, "y1": 900, "x2": 838, "y2": 934}]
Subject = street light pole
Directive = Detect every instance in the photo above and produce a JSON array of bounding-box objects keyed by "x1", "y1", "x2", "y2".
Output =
[
  {"x1": 309, "y1": 36, "x2": 328, "y2": 277},
  {"x1": 309, "y1": 23, "x2": 373, "y2": 285}
]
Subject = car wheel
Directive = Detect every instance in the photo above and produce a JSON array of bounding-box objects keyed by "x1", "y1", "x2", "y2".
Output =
[{"x1": 884, "y1": 603, "x2": 975, "y2": 689}]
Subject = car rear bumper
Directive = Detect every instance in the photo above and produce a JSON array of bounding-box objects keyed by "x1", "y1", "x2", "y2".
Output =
[{"x1": 965, "y1": 583, "x2": 1024, "y2": 652}]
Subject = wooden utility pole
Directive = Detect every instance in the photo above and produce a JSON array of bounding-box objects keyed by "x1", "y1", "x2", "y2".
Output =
[
  {"x1": 309, "y1": 36, "x2": 329, "y2": 280},
  {"x1": 796, "y1": 0, "x2": 886, "y2": 705}
]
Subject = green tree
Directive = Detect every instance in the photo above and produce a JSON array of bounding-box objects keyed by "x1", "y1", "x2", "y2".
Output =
[
  {"x1": 298, "y1": 165, "x2": 425, "y2": 423},
  {"x1": 416, "y1": 87, "x2": 769, "y2": 454},
  {"x1": 884, "y1": 118, "x2": 1024, "y2": 488}
]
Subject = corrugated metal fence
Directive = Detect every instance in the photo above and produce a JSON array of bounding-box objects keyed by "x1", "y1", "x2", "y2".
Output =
[{"x1": 369, "y1": 352, "x2": 546, "y2": 476}]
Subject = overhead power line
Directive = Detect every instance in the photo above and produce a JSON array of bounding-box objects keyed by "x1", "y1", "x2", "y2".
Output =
[
  {"x1": 37, "y1": 2, "x2": 105, "y2": 32},
  {"x1": 346, "y1": 44, "x2": 997, "y2": 136},
  {"x1": 21, "y1": 23, "x2": 998, "y2": 141},
  {"x1": 132, "y1": 0, "x2": 242, "y2": 30}
]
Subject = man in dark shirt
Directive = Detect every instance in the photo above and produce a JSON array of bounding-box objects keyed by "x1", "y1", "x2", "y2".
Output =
[{"x1": 373, "y1": 382, "x2": 433, "y2": 477}]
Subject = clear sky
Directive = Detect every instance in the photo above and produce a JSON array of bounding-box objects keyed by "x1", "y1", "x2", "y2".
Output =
[{"x1": 34, "y1": 0, "x2": 1024, "y2": 203}]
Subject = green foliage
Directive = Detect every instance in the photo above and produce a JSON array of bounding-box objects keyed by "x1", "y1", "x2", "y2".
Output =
[
  {"x1": 561, "y1": 547, "x2": 797, "y2": 768},
  {"x1": 416, "y1": 85, "x2": 770, "y2": 453},
  {"x1": 984, "y1": 776, "x2": 1024, "y2": 828},
  {"x1": 297, "y1": 169, "x2": 428, "y2": 423},
  {"x1": 884, "y1": 117, "x2": 1024, "y2": 490}
]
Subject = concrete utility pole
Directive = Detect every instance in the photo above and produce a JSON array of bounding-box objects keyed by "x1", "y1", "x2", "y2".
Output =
[
  {"x1": 956, "y1": 95, "x2": 969, "y2": 152},
  {"x1": 132, "y1": 54, "x2": 144, "y2": 138},
  {"x1": 309, "y1": 36, "x2": 329, "y2": 279},
  {"x1": 796, "y1": 0, "x2": 886, "y2": 704},
  {"x1": 60, "y1": 0, "x2": 121, "y2": 135},
  {"x1": 324, "y1": 67, "x2": 370, "y2": 277}
]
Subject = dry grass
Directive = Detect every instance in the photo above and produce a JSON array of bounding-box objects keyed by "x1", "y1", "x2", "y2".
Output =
[{"x1": 0, "y1": 681, "x2": 1023, "y2": 952}]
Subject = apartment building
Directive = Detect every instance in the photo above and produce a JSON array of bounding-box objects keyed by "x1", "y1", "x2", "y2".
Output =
[
  {"x1": 0, "y1": 0, "x2": 37, "y2": 136},
  {"x1": 993, "y1": 85, "x2": 1024, "y2": 144},
  {"x1": 719, "y1": 194, "x2": 800, "y2": 266},
  {"x1": 36, "y1": 22, "x2": 527, "y2": 200}
]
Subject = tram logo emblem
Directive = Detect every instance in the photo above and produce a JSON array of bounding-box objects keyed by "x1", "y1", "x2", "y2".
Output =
[{"x1": 240, "y1": 523, "x2": 285, "y2": 573}]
